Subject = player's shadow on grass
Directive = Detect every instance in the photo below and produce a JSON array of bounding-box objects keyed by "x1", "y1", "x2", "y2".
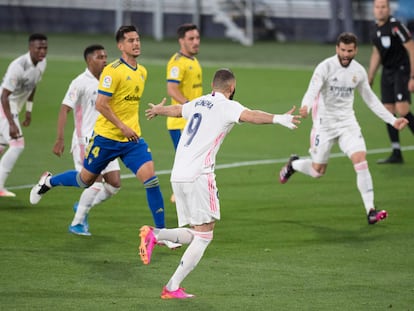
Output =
[{"x1": 277, "y1": 219, "x2": 388, "y2": 244}]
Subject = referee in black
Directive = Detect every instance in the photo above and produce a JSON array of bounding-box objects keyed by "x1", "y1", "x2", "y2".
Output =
[{"x1": 368, "y1": 0, "x2": 414, "y2": 164}]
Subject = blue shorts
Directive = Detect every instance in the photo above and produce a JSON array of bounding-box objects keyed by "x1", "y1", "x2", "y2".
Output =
[
  {"x1": 83, "y1": 135, "x2": 153, "y2": 175},
  {"x1": 168, "y1": 129, "x2": 182, "y2": 150}
]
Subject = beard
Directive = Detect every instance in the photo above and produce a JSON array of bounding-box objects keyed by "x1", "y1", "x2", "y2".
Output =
[{"x1": 229, "y1": 88, "x2": 236, "y2": 100}]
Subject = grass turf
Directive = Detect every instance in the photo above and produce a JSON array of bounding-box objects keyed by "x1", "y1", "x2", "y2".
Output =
[{"x1": 0, "y1": 33, "x2": 413, "y2": 310}]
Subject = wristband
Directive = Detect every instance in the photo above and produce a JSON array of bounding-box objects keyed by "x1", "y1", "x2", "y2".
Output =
[
  {"x1": 26, "y1": 101, "x2": 33, "y2": 112},
  {"x1": 272, "y1": 115, "x2": 281, "y2": 124}
]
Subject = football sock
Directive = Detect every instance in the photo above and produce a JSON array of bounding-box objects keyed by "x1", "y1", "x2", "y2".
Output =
[
  {"x1": 292, "y1": 159, "x2": 322, "y2": 178},
  {"x1": 0, "y1": 144, "x2": 24, "y2": 188},
  {"x1": 71, "y1": 203, "x2": 89, "y2": 226},
  {"x1": 354, "y1": 161, "x2": 374, "y2": 213},
  {"x1": 92, "y1": 182, "x2": 120, "y2": 206},
  {"x1": 154, "y1": 228, "x2": 194, "y2": 245},
  {"x1": 386, "y1": 123, "x2": 400, "y2": 150},
  {"x1": 71, "y1": 183, "x2": 102, "y2": 226},
  {"x1": 50, "y1": 170, "x2": 89, "y2": 188},
  {"x1": 403, "y1": 111, "x2": 414, "y2": 133},
  {"x1": 166, "y1": 230, "x2": 213, "y2": 292},
  {"x1": 143, "y1": 176, "x2": 165, "y2": 228}
]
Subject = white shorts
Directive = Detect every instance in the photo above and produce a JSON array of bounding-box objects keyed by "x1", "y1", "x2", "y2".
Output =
[
  {"x1": 71, "y1": 135, "x2": 120, "y2": 174},
  {"x1": 0, "y1": 113, "x2": 23, "y2": 143},
  {"x1": 172, "y1": 173, "x2": 220, "y2": 227},
  {"x1": 309, "y1": 123, "x2": 366, "y2": 164}
]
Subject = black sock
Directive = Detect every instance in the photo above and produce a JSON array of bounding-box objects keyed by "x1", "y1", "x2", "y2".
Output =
[
  {"x1": 386, "y1": 123, "x2": 400, "y2": 151},
  {"x1": 403, "y1": 111, "x2": 414, "y2": 134}
]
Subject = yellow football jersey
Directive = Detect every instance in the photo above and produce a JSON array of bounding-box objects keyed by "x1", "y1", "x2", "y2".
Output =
[
  {"x1": 166, "y1": 52, "x2": 202, "y2": 130},
  {"x1": 94, "y1": 59, "x2": 147, "y2": 142}
]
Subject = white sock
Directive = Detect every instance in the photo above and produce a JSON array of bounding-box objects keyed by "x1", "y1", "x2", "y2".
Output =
[
  {"x1": 354, "y1": 161, "x2": 374, "y2": 214},
  {"x1": 154, "y1": 228, "x2": 194, "y2": 245},
  {"x1": 0, "y1": 144, "x2": 24, "y2": 189},
  {"x1": 92, "y1": 182, "x2": 120, "y2": 206},
  {"x1": 166, "y1": 230, "x2": 213, "y2": 292},
  {"x1": 292, "y1": 159, "x2": 321, "y2": 178},
  {"x1": 71, "y1": 183, "x2": 102, "y2": 226}
]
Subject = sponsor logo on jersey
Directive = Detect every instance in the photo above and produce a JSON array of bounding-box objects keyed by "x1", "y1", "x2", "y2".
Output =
[{"x1": 124, "y1": 94, "x2": 141, "y2": 101}]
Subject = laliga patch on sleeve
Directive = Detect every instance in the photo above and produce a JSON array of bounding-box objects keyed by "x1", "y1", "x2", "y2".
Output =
[
  {"x1": 102, "y1": 75, "x2": 112, "y2": 89},
  {"x1": 170, "y1": 66, "x2": 180, "y2": 79}
]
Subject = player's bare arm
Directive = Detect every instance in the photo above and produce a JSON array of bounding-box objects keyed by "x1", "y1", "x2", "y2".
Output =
[
  {"x1": 53, "y1": 105, "x2": 72, "y2": 157},
  {"x1": 96, "y1": 93, "x2": 139, "y2": 141},
  {"x1": 167, "y1": 82, "x2": 188, "y2": 104},
  {"x1": 146, "y1": 98, "x2": 182, "y2": 119},
  {"x1": 22, "y1": 89, "x2": 36, "y2": 127},
  {"x1": 403, "y1": 40, "x2": 414, "y2": 92},
  {"x1": 239, "y1": 105, "x2": 299, "y2": 129},
  {"x1": 368, "y1": 46, "x2": 381, "y2": 86}
]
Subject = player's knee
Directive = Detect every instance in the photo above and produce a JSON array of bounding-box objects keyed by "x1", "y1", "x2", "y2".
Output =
[
  {"x1": 354, "y1": 161, "x2": 368, "y2": 172},
  {"x1": 311, "y1": 167, "x2": 324, "y2": 178},
  {"x1": 76, "y1": 172, "x2": 91, "y2": 188},
  {"x1": 103, "y1": 182, "x2": 120, "y2": 195},
  {"x1": 191, "y1": 230, "x2": 214, "y2": 244}
]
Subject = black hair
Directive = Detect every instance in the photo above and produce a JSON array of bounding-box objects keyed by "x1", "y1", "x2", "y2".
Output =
[
  {"x1": 29, "y1": 33, "x2": 47, "y2": 42},
  {"x1": 115, "y1": 25, "x2": 138, "y2": 42},
  {"x1": 83, "y1": 44, "x2": 105, "y2": 61},
  {"x1": 212, "y1": 68, "x2": 235, "y2": 90},
  {"x1": 177, "y1": 23, "x2": 198, "y2": 39},
  {"x1": 337, "y1": 32, "x2": 358, "y2": 47}
]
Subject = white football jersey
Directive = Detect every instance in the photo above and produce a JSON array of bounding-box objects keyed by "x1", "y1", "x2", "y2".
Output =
[
  {"x1": 302, "y1": 55, "x2": 396, "y2": 129},
  {"x1": 61, "y1": 68, "x2": 100, "y2": 148},
  {"x1": 0, "y1": 52, "x2": 47, "y2": 114},
  {"x1": 171, "y1": 92, "x2": 246, "y2": 182}
]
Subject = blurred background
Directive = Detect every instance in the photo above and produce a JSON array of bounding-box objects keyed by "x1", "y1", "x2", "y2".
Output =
[{"x1": 0, "y1": 0, "x2": 410, "y2": 46}]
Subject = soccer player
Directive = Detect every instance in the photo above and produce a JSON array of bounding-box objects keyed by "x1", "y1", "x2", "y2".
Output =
[
  {"x1": 279, "y1": 32, "x2": 408, "y2": 224},
  {"x1": 30, "y1": 25, "x2": 166, "y2": 235},
  {"x1": 166, "y1": 23, "x2": 202, "y2": 202},
  {"x1": 368, "y1": 0, "x2": 414, "y2": 164},
  {"x1": 0, "y1": 33, "x2": 48, "y2": 197},
  {"x1": 52, "y1": 44, "x2": 121, "y2": 236},
  {"x1": 139, "y1": 68, "x2": 300, "y2": 299}
]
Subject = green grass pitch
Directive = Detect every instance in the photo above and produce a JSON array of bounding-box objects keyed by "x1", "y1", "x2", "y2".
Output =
[{"x1": 0, "y1": 33, "x2": 413, "y2": 310}]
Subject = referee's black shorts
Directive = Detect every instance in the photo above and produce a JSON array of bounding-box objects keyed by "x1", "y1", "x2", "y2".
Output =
[{"x1": 381, "y1": 65, "x2": 411, "y2": 104}]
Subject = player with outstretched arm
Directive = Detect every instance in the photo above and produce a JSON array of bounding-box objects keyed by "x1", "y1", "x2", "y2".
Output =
[
  {"x1": 279, "y1": 32, "x2": 408, "y2": 224},
  {"x1": 138, "y1": 68, "x2": 300, "y2": 299}
]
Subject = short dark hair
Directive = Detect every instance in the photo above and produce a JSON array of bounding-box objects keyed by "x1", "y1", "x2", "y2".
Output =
[
  {"x1": 337, "y1": 32, "x2": 358, "y2": 47},
  {"x1": 83, "y1": 44, "x2": 105, "y2": 61},
  {"x1": 115, "y1": 25, "x2": 138, "y2": 42},
  {"x1": 177, "y1": 23, "x2": 198, "y2": 39},
  {"x1": 212, "y1": 68, "x2": 235, "y2": 91},
  {"x1": 29, "y1": 33, "x2": 47, "y2": 43}
]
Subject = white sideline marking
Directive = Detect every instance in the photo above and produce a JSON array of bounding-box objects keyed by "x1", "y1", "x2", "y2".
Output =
[{"x1": 8, "y1": 145, "x2": 414, "y2": 191}]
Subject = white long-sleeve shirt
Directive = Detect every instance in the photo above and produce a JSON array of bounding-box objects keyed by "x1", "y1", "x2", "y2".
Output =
[{"x1": 301, "y1": 55, "x2": 396, "y2": 129}]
